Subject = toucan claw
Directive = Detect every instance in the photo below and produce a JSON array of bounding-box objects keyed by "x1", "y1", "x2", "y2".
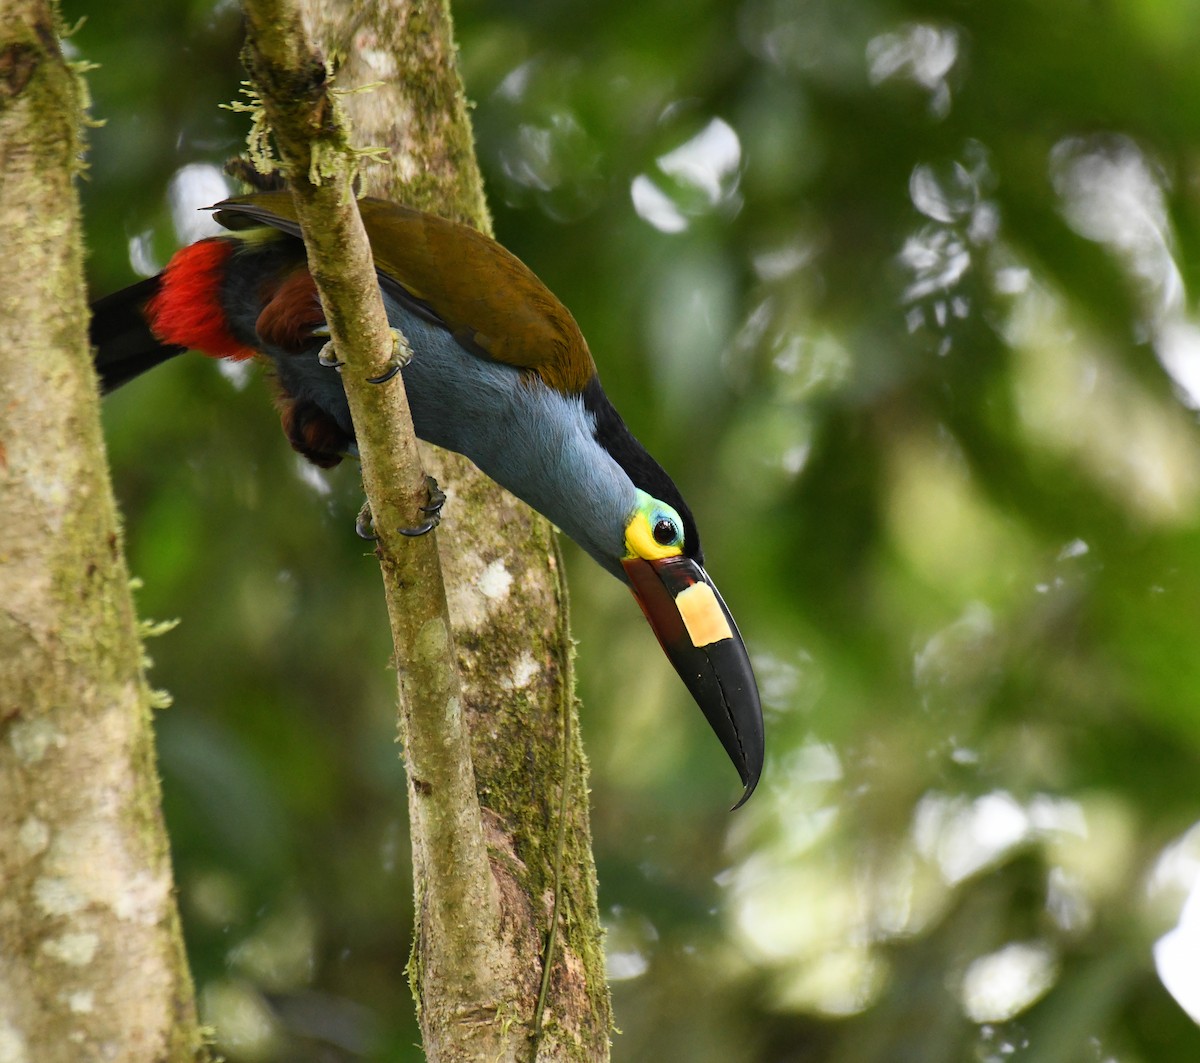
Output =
[
  {"x1": 355, "y1": 501, "x2": 379, "y2": 541},
  {"x1": 368, "y1": 329, "x2": 414, "y2": 385},
  {"x1": 367, "y1": 360, "x2": 403, "y2": 385},
  {"x1": 420, "y1": 480, "x2": 448, "y2": 515},
  {"x1": 398, "y1": 517, "x2": 438, "y2": 537},
  {"x1": 311, "y1": 326, "x2": 346, "y2": 369},
  {"x1": 398, "y1": 476, "x2": 446, "y2": 537}
]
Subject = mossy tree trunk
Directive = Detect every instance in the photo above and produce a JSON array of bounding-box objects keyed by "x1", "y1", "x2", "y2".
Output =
[{"x1": 0, "y1": 3, "x2": 209, "y2": 1061}]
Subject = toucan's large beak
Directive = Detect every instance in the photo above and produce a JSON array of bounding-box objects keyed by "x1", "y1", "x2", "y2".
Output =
[{"x1": 623, "y1": 555, "x2": 764, "y2": 808}]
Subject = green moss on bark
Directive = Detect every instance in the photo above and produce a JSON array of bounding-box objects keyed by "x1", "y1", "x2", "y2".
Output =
[{"x1": 0, "y1": 3, "x2": 208, "y2": 1059}]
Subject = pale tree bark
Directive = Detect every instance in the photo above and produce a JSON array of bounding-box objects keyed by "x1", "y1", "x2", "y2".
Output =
[
  {"x1": 0, "y1": 3, "x2": 209, "y2": 1061},
  {"x1": 239, "y1": 1, "x2": 612, "y2": 1061}
]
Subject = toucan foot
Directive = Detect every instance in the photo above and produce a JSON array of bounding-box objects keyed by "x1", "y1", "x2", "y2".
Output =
[
  {"x1": 398, "y1": 476, "x2": 447, "y2": 537},
  {"x1": 421, "y1": 479, "x2": 448, "y2": 516},
  {"x1": 311, "y1": 326, "x2": 346, "y2": 370},
  {"x1": 318, "y1": 347, "x2": 345, "y2": 369},
  {"x1": 367, "y1": 329, "x2": 413, "y2": 385},
  {"x1": 355, "y1": 500, "x2": 379, "y2": 541}
]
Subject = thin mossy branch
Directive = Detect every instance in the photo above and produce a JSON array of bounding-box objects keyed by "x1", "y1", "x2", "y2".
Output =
[
  {"x1": 239, "y1": 0, "x2": 515, "y2": 1025},
  {"x1": 239, "y1": 1, "x2": 612, "y2": 1058}
]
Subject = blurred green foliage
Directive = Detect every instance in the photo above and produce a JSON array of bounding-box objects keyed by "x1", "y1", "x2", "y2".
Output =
[{"x1": 67, "y1": 0, "x2": 1200, "y2": 1058}]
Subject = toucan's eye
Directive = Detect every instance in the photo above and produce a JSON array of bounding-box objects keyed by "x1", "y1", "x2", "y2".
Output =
[{"x1": 625, "y1": 490, "x2": 686, "y2": 561}]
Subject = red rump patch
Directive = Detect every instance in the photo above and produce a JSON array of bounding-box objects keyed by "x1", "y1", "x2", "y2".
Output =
[{"x1": 146, "y1": 239, "x2": 258, "y2": 361}]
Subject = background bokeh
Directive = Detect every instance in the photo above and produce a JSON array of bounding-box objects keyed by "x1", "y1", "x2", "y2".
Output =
[{"x1": 67, "y1": 0, "x2": 1200, "y2": 1059}]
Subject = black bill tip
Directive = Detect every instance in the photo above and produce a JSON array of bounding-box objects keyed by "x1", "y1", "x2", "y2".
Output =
[{"x1": 623, "y1": 556, "x2": 765, "y2": 808}]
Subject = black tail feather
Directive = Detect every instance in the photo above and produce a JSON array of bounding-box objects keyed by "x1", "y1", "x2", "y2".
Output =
[{"x1": 90, "y1": 277, "x2": 186, "y2": 393}]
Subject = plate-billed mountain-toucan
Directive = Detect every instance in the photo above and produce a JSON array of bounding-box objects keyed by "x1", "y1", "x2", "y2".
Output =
[{"x1": 90, "y1": 191, "x2": 765, "y2": 805}]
